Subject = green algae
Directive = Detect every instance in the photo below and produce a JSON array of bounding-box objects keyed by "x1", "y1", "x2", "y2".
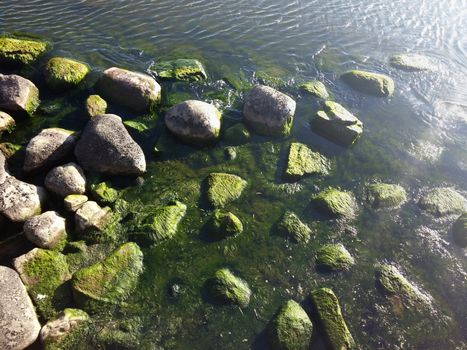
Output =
[
  {"x1": 85, "y1": 94, "x2": 107, "y2": 117},
  {"x1": 206, "y1": 172, "x2": 247, "y2": 208},
  {"x1": 206, "y1": 268, "x2": 251, "y2": 308},
  {"x1": 366, "y1": 183, "x2": 407, "y2": 209},
  {"x1": 418, "y1": 187, "x2": 465, "y2": 216},
  {"x1": 276, "y1": 211, "x2": 312, "y2": 243},
  {"x1": 151, "y1": 58, "x2": 207, "y2": 81},
  {"x1": 223, "y1": 123, "x2": 251, "y2": 145},
  {"x1": 299, "y1": 80, "x2": 329, "y2": 99},
  {"x1": 452, "y1": 213, "x2": 467, "y2": 247},
  {"x1": 340, "y1": 70, "x2": 394, "y2": 97},
  {"x1": 0, "y1": 142, "x2": 23, "y2": 158},
  {"x1": 91, "y1": 182, "x2": 119, "y2": 205},
  {"x1": 205, "y1": 209, "x2": 243, "y2": 240},
  {"x1": 285, "y1": 142, "x2": 331, "y2": 180},
  {"x1": 0, "y1": 35, "x2": 48, "y2": 65},
  {"x1": 316, "y1": 243, "x2": 355, "y2": 271},
  {"x1": 312, "y1": 187, "x2": 357, "y2": 218},
  {"x1": 44, "y1": 57, "x2": 90, "y2": 90}
]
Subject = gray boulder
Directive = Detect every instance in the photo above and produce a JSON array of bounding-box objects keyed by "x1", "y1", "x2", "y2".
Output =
[
  {"x1": 0, "y1": 111, "x2": 15, "y2": 135},
  {"x1": 390, "y1": 54, "x2": 433, "y2": 71},
  {"x1": 23, "y1": 211, "x2": 67, "y2": 250},
  {"x1": 340, "y1": 70, "x2": 394, "y2": 97},
  {"x1": 0, "y1": 150, "x2": 7, "y2": 184},
  {"x1": 0, "y1": 74, "x2": 40, "y2": 116},
  {"x1": 75, "y1": 201, "x2": 111, "y2": 233},
  {"x1": 45, "y1": 162, "x2": 86, "y2": 197}
]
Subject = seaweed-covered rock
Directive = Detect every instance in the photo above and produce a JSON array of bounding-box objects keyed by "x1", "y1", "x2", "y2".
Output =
[
  {"x1": 452, "y1": 213, "x2": 467, "y2": 247},
  {"x1": 299, "y1": 80, "x2": 329, "y2": 99},
  {"x1": 243, "y1": 85, "x2": 296, "y2": 137},
  {"x1": 0, "y1": 36, "x2": 48, "y2": 65},
  {"x1": 366, "y1": 183, "x2": 407, "y2": 209},
  {"x1": 75, "y1": 201, "x2": 111, "y2": 233},
  {"x1": 98, "y1": 67, "x2": 161, "y2": 113},
  {"x1": 91, "y1": 182, "x2": 119, "y2": 204},
  {"x1": 206, "y1": 209, "x2": 243, "y2": 240},
  {"x1": 390, "y1": 54, "x2": 433, "y2": 71},
  {"x1": 312, "y1": 187, "x2": 357, "y2": 218},
  {"x1": 0, "y1": 266, "x2": 41, "y2": 350},
  {"x1": 64, "y1": 194, "x2": 88, "y2": 212},
  {"x1": 206, "y1": 172, "x2": 247, "y2": 208},
  {"x1": 0, "y1": 74, "x2": 40, "y2": 117},
  {"x1": 268, "y1": 300, "x2": 313, "y2": 350},
  {"x1": 151, "y1": 58, "x2": 207, "y2": 81},
  {"x1": 23, "y1": 211, "x2": 67, "y2": 250},
  {"x1": 312, "y1": 101, "x2": 363, "y2": 147},
  {"x1": 24, "y1": 128, "x2": 76, "y2": 173},
  {"x1": 309, "y1": 288, "x2": 355, "y2": 350},
  {"x1": 223, "y1": 123, "x2": 251, "y2": 145},
  {"x1": 276, "y1": 211, "x2": 312, "y2": 243},
  {"x1": 418, "y1": 187, "x2": 465, "y2": 216},
  {"x1": 85, "y1": 94, "x2": 107, "y2": 117},
  {"x1": 74, "y1": 114, "x2": 146, "y2": 175},
  {"x1": 207, "y1": 268, "x2": 251, "y2": 308},
  {"x1": 165, "y1": 100, "x2": 222, "y2": 146},
  {"x1": 340, "y1": 70, "x2": 394, "y2": 97},
  {"x1": 0, "y1": 111, "x2": 15, "y2": 135},
  {"x1": 71, "y1": 242, "x2": 143, "y2": 312},
  {"x1": 44, "y1": 57, "x2": 89, "y2": 90},
  {"x1": 285, "y1": 142, "x2": 331, "y2": 180},
  {"x1": 316, "y1": 244, "x2": 354, "y2": 271},
  {"x1": 45, "y1": 162, "x2": 86, "y2": 197}
]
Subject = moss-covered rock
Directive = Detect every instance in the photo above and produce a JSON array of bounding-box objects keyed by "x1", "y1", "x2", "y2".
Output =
[
  {"x1": 223, "y1": 123, "x2": 251, "y2": 145},
  {"x1": 0, "y1": 74, "x2": 40, "y2": 117},
  {"x1": 151, "y1": 58, "x2": 207, "y2": 81},
  {"x1": 316, "y1": 244, "x2": 354, "y2": 271},
  {"x1": 340, "y1": 70, "x2": 394, "y2": 97},
  {"x1": 390, "y1": 53, "x2": 433, "y2": 71},
  {"x1": 44, "y1": 57, "x2": 90, "y2": 90},
  {"x1": 0, "y1": 142, "x2": 23, "y2": 159},
  {"x1": 312, "y1": 187, "x2": 357, "y2": 218},
  {"x1": 85, "y1": 94, "x2": 107, "y2": 117},
  {"x1": 366, "y1": 183, "x2": 407, "y2": 209},
  {"x1": 0, "y1": 111, "x2": 15, "y2": 136},
  {"x1": 64, "y1": 194, "x2": 88, "y2": 212},
  {"x1": 75, "y1": 201, "x2": 112, "y2": 235},
  {"x1": 309, "y1": 288, "x2": 355, "y2": 350},
  {"x1": 267, "y1": 300, "x2": 313, "y2": 350},
  {"x1": 285, "y1": 142, "x2": 331, "y2": 180},
  {"x1": 418, "y1": 188, "x2": 465, "y2": 216},
  {"x1": 206, "y1": 209, "x2": 243, "y2": 240},
  {"x1": 206, "y1": 268, "x2": 251, "y2": 308},
  {"x1": 452, "y1": 213, "x2": 467, "y2": 247},
  {"x1": 276, "y1": 211, "x2": 312, "y2": 243},
  {"x1": 0, "y1": 35, "x2": 48, "y2": 65},
  {"x1": 91, "y1": 182, "x2": 119, "y2": 205},
  {"x1": 299, "y1": 80, "x2": 329, "y2": 99},
  {"x1": 206, "y1": 172, "x2": 247, "y2": 208},
  {"x1": 71, "y1": 242, "x2": 143, "y2": 313}
]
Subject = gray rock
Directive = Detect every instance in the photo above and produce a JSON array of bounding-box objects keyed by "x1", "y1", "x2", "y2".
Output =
[
  {"x1": 0, "y1": 111, "x2": 15, "y2": 135},
  {"x1": 0, "y1": 74, "x2": 40, "y2": 116},
  {"x1": 75, "y1": 201, "x2": 111, "y2": 233},
  {"x1": 165, "y1": 100, "x2": 222, "y2": 146},
  {"x1": 45, "y1": 162, "x2": 86, "y2": 197},
  {"x1": 85, "y1": 94, "x2": 107, "y2": 117},
  {"x1": 98, "y1": 67, "x2": 161, "y2": 113},
  {"x1": 64, "y1": 194, "x2": 88, "y2": 212},
  {"x1": 390, "y1": 54, "x2": 433, "y2": 71},
  {"x1": 243, "y1": 85, "x2": 296, "y2": 137},
  {"x1": 419, "y1": 187, "x2": 466, "y2": 216},
  {"x1": 74, "y1": 114, "x2": 146, "y2": 175},
  {"x1": 0, "y1": 150, "x2": 7, "y2": 184},
  {"x1": 23, "y1": 211, "x2": 67, "y2": 250},
  {"x1": 24, "y1": 128, "x2": 76, "y2": 173},
  {"x1": 340, "y1": 70, "x2": 394, "y2": 97},
  {"x1": 0, "y1": 266, "x2": 41, "y2": 350}
]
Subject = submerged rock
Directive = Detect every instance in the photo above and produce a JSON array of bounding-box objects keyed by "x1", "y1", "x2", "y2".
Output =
[
  {"x1": 91, "y1": 182, "x2": 119, "y2": 204},
  {"x1": 299, "y1": 80, "x2": 329, "y2": 99},
  {"x1": 0, "y1": 111, "x2": 15, "y2": 135},
  {"x1": 366, "y1": 183, "x2": 407, "y2": 209},
  {"x1": 23, "y1": 211, "x2": 67, "y2": 250},
  {"x1": 0, "y1": 35, "x2": 48, "y2": 65},
  {"x1": 243, "y1": 85, "x2": 296, "y2": 137},
  {"x1": 45, "y1": 162, "x2": 86, "y2": 197},
  {"x1": 206, "y1": 172, "x2": 247, "y2": 208},
  {"x1": 340, "y1": 70, "x2": 394, "y2": 97},
  {"x1": 309, "y1": 288, "x2": 355, "y2": 350},
  {"x1": 312, "y1": 187, "x2": 357, "y2": 218},
  {"x1": 207, "y1": 268, "x2": 251, "y2": 308},
  {"x1": 418, "y1": 188, "x2": 465, "y2": 216},
  {"x1": 276, "y1": 211, "x2": 312, "y2": 243},
  {"x1": 64, "y1": 194, "x2": 88, "y2": 212},
  {"x1": 316, "y1": 243, "x2": 354, "y2": 271},
  {"x1": 0, "y1": 74, "x2": 40, "y2": 116},
  {"x1": 85, "y1": 94, "x2": 107, "y2": 117},
  {"x1": 44, "y1": 57, "x2": 89, "y2": 90},
  {"x1": 75, "y1": 200, "x2": 112, "y2": 234},
  {"x1": 452, "y1": 213, "x2": 467, "y2": 247},
  {"x1": 206, "y1": 209, "x2": 243, "y2": 240},
  {"x1": 151, "y1": 58, "x2": 207, "y2": 81},
  {"x1": 312, "y1": 101, "x2": 363, "y2": 147},
  {"x1": 223, "y1": 123, "x2": 251, "y2": 145},
  {"x1": 390, "y1": 53, "x2": 433, "y2": 71},
  {"x1": 71, "y1": 242, "x2": 144, "y2": 312},
  {"x1": 268, "y1": 300, "x2": 313, "y2": 350},
  {"x1": 74, "y1": 114, "x2": 146, "y2": 175},
  {"x1": 285, "y1": 142, "x2": 331, "y2": 180}
]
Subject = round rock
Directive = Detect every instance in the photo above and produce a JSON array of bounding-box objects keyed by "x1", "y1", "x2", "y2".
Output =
[
  {"x1": 45, "y1": 162, "x2": 86, "y2": 197},
  {"x1": 0, "y1": 74, "x2": 40, "y2": 117},
  {"x1": 23, "y1": 211, "x2": 67, "y2": 250}
]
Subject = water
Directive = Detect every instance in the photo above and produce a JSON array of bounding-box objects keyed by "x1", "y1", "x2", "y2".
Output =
[{"x1": 1, "y1": 0, "x2": 467, "y2": 349}]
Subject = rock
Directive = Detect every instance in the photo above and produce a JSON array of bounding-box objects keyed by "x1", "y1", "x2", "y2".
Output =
[
  {"x1": 224, "y1": 146, "x2": 237, "y2": 160},
  {"x1": 97, "y1": 67, "x2": 161, "y2": 113},
  {"x1": 71, "y1": 242, "x2": 143, "y2": 312},
  {"x1": 223, "y1": 123, "x2": 251, "y2": 145},
  {"x1": 44, "y1": 57, "x2": 90, "y2": 90},
  {"x1": 452, "y1": 213, "x2": 467, "y2": 247},
  {"x1": 150, "y1": 58, "x2": 207, "y2": 81},
  {"x1": 366, "y1": 183, "x2": 407, "y2": 209},
  {"x1": 23, "y1": 211, "x2": 67, "y2": 250},
  {"x1": 309, "y1": 288, "x2": 355, "y2": 350},
  {"x1": 316, "y1": 243, "x2": 354, "y2": 271},
  {"x1": 0, "y1": 36, "x2": 48, "y2": 65},
  {"x1": 206, "y1": 172, "x2": 247, "y2": 208},
  {"x1": 390, "y1": 54, "x2": 433, "y2": 71},
  {"x1": 267, "y1": 300, "x2": 313, "y2": 350},
  {"x1": 0, "y1": 150, "x2": 7, "y2": 184},
  {"x1": 91, "y1": 182, "x2": 119, "y2": 204},
  {"x1": 340, "y1": 70, "x2": 394, "y2": 97},
  {"x1": 40, "y1": 308, "x2": 90, "y2": 350},
  {"x1": 0, "y1": 142, "x2": 22, "y2": 159},
  {"x1": 206, "y1": 209, "x2": 243, "y2": 240},
  {"x1": 24, "y1": 128, "x2": 76, "y2": 173},
  {"x1": 45, "y1": 162, "x2": 86, "y2": 197},
  {"x1": 74, "y1": 114, "x2": 146, "y2": 175},
  {"x1": 0, "y1": 74, "x2": 40, "y2": 116},
  {"x1": 276, "y1": 211, "x2": 312, "y2": 243},
  {"x1": 312, "y1": 187, "x2": 357, "y2": 218},
  {"x1": 64, "y1": 194, "x2": 88, "y2": 212},
  {"x1": 285, "y1": 142, "x2": 331, "y2": 180},
  {"x1": 0, "y1": 176, "x2": 46, "y2": 222},
  {"x1": 206, "y1": 268, "x2": 251, "y2": 308},
  {"x1": 0, "y1": 111, "x2": 15, "y2": 135},
  {"x1": 243, "y1": 85, "x2": 296, "y2": 137},
  {"x1": 85, "y1": 94, "x2": 107, "y2": 117},
  {"x1": 0, "y1": 266, "x2": 41, "y2": 350},
  {"x1": 165, "y1": 100, "x2": 222, "y2": 146},
  {"x1": 299, "y1": 80, "x2": 329, "y2": 99},
  {"x1": 75, "y1": 201, "x2": 111, "y2": 233},
  {"x1": 418, "y1": 187, "x2": 465, "y2": 216},
  {"x1": 311, "y1": 101, "x2": 363, "y2": 147}
]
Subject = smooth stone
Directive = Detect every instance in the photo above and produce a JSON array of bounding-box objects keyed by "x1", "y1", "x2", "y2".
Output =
[
  {"x1": 0, "y1": 36, "x2": 48, "y2": 65},
  {"x1": 75, "y1": 201, "x2": 111, "y2": 233},
  {"x1": 312, "y1": 187, "x2": 357, "y2": 218},
  {"x1": 0, "y1": 111, "x2": 15, "y2": 135},
  {"x1": 316, "y1": 243, "x2": 354, "y2": 271},
  {"x1": 418, "y1": 187, "x2": 466, "y2": 216},
  {"x1": 150, "y1": 58, "x2": 207, "y2": 81},
  {"x1": 223, "y1": 123, "x2": 251, "y2": 145},
  {"x1": 0, "y1": 74, "x2": 40, "y2": 116},
  {"x1": 23, "y1": 211, "x2": 67, "y2": 250},
  {"x1": 0, "y1": 150, "x2": 7, "y2": 184},
  {"x1": 45, "y1": 162, "x2": 86, "y2": 197},
  {"x1": 206, "y1": 209, "x2": 243, "y2": 240},
  {"x1": 366, "y1": 183, "x2": 407, "y2": 209},
  {"x1": 85, "y1": 94, "x2": 107, "y2": 117},
  {"x1": 64, "y1": 194, "x2": 88, "y2": 212},
  {"x1": 390, "y1": 53, "x2": 433, "y2": 71},
  {"x1": 299, "y1": 80, "x2": 329, "y2": 99},
  {"x1": 206, "y1": 172, "x2": 247, "y2": 208},
  {"x1": 340, "y1": 70, "x2": 394, "y2": 97},
  {"x1": 243, "y1": 85, "x2": 296, "y2": 137},
  {"x1": 206, "y1": 268, "x2": 251, "y2": 308},
  {"x1": 452, "y1": 213, "x2": 467, "y2": 247},
  {"x1": 74, "y1": 114, "x2": 146, "y2": 175},
  {"x1": 285, "y1": 142, "x2": 331, "y2": 180},
  {"x1": 44, "y1": 57, "x2": 90, "y2": 90},
  {"x1": 276, "y1": 211, "x2": 312, "y2": 243}
]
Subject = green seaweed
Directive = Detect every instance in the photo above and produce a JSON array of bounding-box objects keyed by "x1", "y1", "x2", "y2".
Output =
[
  {"x1": 312, "y1": 187, "x2": 357, "y2": 218},
  {"x1": 205, "y1": 209, "x2": 243, "y2": 240},
  {"x1": 206, "y1": 172, "x2": 247, "y2": 208},
  {"x1": 366, "y1": 183, "x2": 407, "y2": 209},
  {"x1": 0, "y1": 35, "x2": 49, "y2": 65},
  {"x1": 206, "y1": 268, "x2": 251, "y2": 308},
  {"x1": 316, "y1": 243, "x2": 354, "y2": 271},
  {"x1": 276, "y1": 211, "x2": 312, "y2": 243},
  {"x1": 44, "y1": 57, "x2": 90, "y2": 90}
]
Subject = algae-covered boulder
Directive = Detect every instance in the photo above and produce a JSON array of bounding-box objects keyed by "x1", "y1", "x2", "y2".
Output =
[
  {"x1": 151, "y1": 58, "x2": 207, "y2": 81},
  {"x1": 285, "y1": 142, "x2": 331, "y2": 180},
  {"x1": 0, "y1": 111, "x2": 15, "y2": 135},
  {"x1": 366, "y1": 183, "x2": 407, "y2": 209},
  {"x1": 390, "y1": 53, "x2": 433, "y2": 71},
  {"x1": 0, "y1": 74, "x2": 40, "y2": 117},
  {"x1": 340, "y1": 70, "x2": 394, "y2": 97},
  {"x1": 316, "y1": 243, "x2": 354, "y2": 271},
  {"x1": 299, "y1": 80, "x2": 329, "y2": 99},
  {"x1": 206, "y1": 209, "x2": 243, "y2": 240},
  {"x1": 243, "y1": 85, "x2": 296, "y2": 137},
  {"x1": 312, "y1": 101, "x2": 363, "y2": 147},
  {"x1": 268, "y1": 300, "x2": 313, "y2": 350},
  {"x1": 71, "y1": 242, "x2": 143, "y2": 312},
  {"x1": 0, "y1": 36, "x2": 48, "y2": 65},
  {"x1": 276, "y1": 211, "x2": 312, "y2": 243},
  {"x1": 312, "y1": 187, "x2": 357, "y2": 218},
  {"x1": 91, "y1": 182, "x2": 119, "y2": 204},
  {"x1": 64, "y1": 194, "x2": 88, "y2": 212},
  {"x1": 418, "y1": 187, "x2": 465, "y2": 216},
  {"x1": 206, "y1": 172, "x2": 247, "y2": 208},
  {"x1": 223, "y1": 123, "x2": 251, "y2": 145},
  {"x1": 206, "y1": 268, "x2": 251, "y2": 308},
  {"x1": 75, "y1": 201, "x2": 112, "y2": 234},
  {"x1": 44, "y1": 57, "x2": 90, "y2": 90},
  {"x1": 23, "y1": 211, "x2": 67, "y2": 250},
  {"x1": 452, "y1": 213, "x2": 467, "y2": 247},
  {"x1": 309, "y1": 288, "x2": 355, "y2": 350},
  {"x1": 45, "y1": 162, "x2": 86, "y2": 197},
  {"x1": 85, "y1": 94, "x2": 107, "y2": 117}
]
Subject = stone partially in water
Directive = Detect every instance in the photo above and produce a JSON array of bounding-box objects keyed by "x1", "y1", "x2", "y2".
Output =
[
  {"x1": 276, "y1": 211, "x2": 312, "y2": 243},
  {"x1": 85, "y1": 94, "x2": 107, "y2": 117},
  {"x1": 44, "y1": 57, "x2": 90, "y2": 90},
  {"x1": 223, "y1": 123, "x2": 251, "y2": 145},
  {"x1": 299, "y1": 80, "x2": 329, "y2": 99},
  {"x1": 151, "y1": 58, "x2": 207, "y2": 81},
  {"x1": 91, "y1": 182, "x2": 119, "y2": 205},
  {"x1": 0, "y1": 111, "x2": 15, "y2": 135},
  {"x1": 390, "y1": 53, "x2": 433, "y2": 71},
  {"x1": 452, "y1": 213, "x2": 467, "y2": 247},
  {"x1": 418, "y1": 187, "x2": 466, "y2": 216},
  {"x1": 267, "y1": 300, "x2": 313, "y2": 350},
  {"x1": 75, "y1": 201, "x2": 112, "y2": 234},
  {"x1": 45, "y1": 162, "x2": 86, "y2": 197},
  {"x1": 0, "y1": 74, "x2": 40, "y2": 117},
  {"x1": 312, "y1": 187, "x2": 357, "y2": 218},
  {"x1": 23, "y1": 211, "x2": 67, "y2": 250},
  {"x1": 206, "y1": 209, "x2": 243, "y2": 240},
  {"x1": 341, "y1": 70, "x2": 394, "y2": 97},
  {"x1": 316, "y1": 243, "x2": 354, "y2": 271},
  {"x1": 366, "y1": 183, "x2": 407, "y2": 209},
  {"x1": 0, "y1": 36, "x2": 48, "y2": 65},
  {"x1": 206, "y1": 172, "x2": 247, "y2": 208},
  {"x1": 285, "y1": 142, "x2": 331, "y2": 180},
  {"x1": 206, "y1": 268, "x2": 251, "y2": 308}
]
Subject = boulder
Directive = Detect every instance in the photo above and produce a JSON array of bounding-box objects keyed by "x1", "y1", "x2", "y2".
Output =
[
  {"x1": 23, "y1": 211, "x2": 67, "y2": 250},
  {"x1": 312, "y1": 187, "x2": 357, "y2": 218},
  {"x1": 366, "y1": 183, "x2": 407, "y2": 209},
  {"x1": 243, "y1": 85, "x2": 296, "y2": 137},
  {"x1": 45, "y1": 162, "x2": 86, "y2": 197},
  {"x1": 276, "y1": 211, "x2": 312, "y2": 243},
  {"x1": 267, "y1": 300, "x2": 313, "y2": 350},
  {"x1": 75, "y1": 201, "x2": 111, "y2": 233},
  {"x1": 0, "y1": 142, "x2": 22, "y2": 159},
  {"x1": 44, "y1": 57, "x2": 90, "y2": 90},
  {"x1": 0, "y1": 74, "x2": 40, "y2": 117},
  {"x1": 64, "y1": 194, "x2": 88, "y2": 212},
  {"x1": 0, "y1": 266, "x2": 41, "y2": 350},
  {"x1": 418, "y1": 187, "x2": 465, "y2": 216},
  {"x1": 452, "y1": 213, "x2": 467, "y2": 247},
  {"x1": 91, "y1": 182, "x2": 119, "y2": 204},
  {"x1": 206, "y1": 209, "x2": 243, "y2": 240},
  {"x1": 74, "y1": 114, "x2": 146, "y2": 175},
  {"x1": 165, "y1": 100, "x2": 222, "y2": 146},
  {"x1": 0, "y1": 111, "x2": 15, "y2": 135},
  {"x1": 285, "y1": 142, "x2": 331, "y2": 180},
  {"x1": 150, "y1": 58, "x2": 207, "y2": 81},
  {"x1": 316, "y1": 243, "x2": 354, "y2": 271},
  {"x1": 97, "y1": 67, "x2": 161, "y2": 113},
  {"x1": 299, "y1": 80, "x2": 329, "y2": 99},
  {"x1": 312, "y1": 101, "x2": 363, "y2": 147},
  {"x1": 24, "y1": 128, "x2": 76, "y2": 173},
  {"x1": 85, "y1": 94, "x2": 107, "y2": 117},
  {"x1": 390, "y1": 54, "x2": 433, "y2": 71},
  {"x1": 223, "y1": 123, "x2": 251, "y2": 145},
  {"x1": 206, "y1": 172, "x2": 247, "y2": 208},
  {"x1": 340, "y1": 70, "x2": 394, "y2": 97},
  {"x1": 0, "y1": 36, "x2": 48, "y2": 65},
  {"x1": 0, "y1": 150, "x2": 7, "y2": 184},
  {"x1": 206, "y1": 268, "x2": 251, "y2": 308}
]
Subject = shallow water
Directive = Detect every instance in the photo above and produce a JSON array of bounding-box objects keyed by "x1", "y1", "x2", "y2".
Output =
[{"x1": 1, "y1": 0, "x2": 467, "y2": 349}]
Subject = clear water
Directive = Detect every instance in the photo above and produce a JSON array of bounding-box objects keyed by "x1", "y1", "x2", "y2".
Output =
[{"x1": 1, "y1": 0, "x2": 467, "y2": 349}]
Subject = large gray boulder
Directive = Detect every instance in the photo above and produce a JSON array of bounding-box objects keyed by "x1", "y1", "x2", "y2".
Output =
[
  {"x1": 0, "y1": 74, "x2": 40, "y2": 116},
  {"x1": 45, "y1": 162, "x2": 86, "y2": 197},
  {"x1": 74, "y1": 114, "x2": 146, "y2": 175},
  {"x1": 243, "y1": 85, "x2": 296, "y2": 137},
  {"x1": 23, "y1": 211, "x2": 67, "y2": 250},
  {"x1": 165, "y1": 100, "x2": 222, "y2": 146},
  {"x1": 0, "y1": 266, "x2": 41, "y2": 350},
  {"x1": 97, "y1": 67, "x2": 161, "y2": 113}
]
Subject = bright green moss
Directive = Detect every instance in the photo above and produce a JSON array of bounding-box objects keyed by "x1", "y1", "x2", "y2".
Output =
[
  {"x1": 452, "y1": 213, "x2": 467, "y2": 247},
  {"x1": 206, "y1": 209, "x2": 243, "y2": 240},
  {"x1": 255, "y1": 71, "x2": 286, "y2": 88},
  {"x1": 123, "y1": 120, "x2": 149, "y2": 132},
  {"x1": 207, "y1": 268, "x2": 251, "y2": 308},
  {"x1": 340, "y1": 70, "x2": 394, "y2": 97},
  {"x1": 0, "y1": 142, "x2": 23, "y2": 159},
  {"x1": 285, "y1": 142, "x2": 331, "y2": 180},
  {"x1": 276, "y1": 211, "x2": 312, "y2": 243},
  {"x1": 366, "y1": 183, "x2": 407, "y2": 209},
  {"x1": 0, "y1": 35, "x2": 48, "y2": 65},
  {"x1": 206, "y1": 172, "x2": 247, "y2": 208},
  {"x1": 91, "y1": 182, "x2": 119, "y2": 205},
  {"x1": 312, "y1": 187, "x2": 357, "y2": 218},
  {"x1": 316, "y1": 244, "x2": 355, "y2": 271},
  {"x1": 44, "y1": 57, "x2": 90, "y2": 90},
  {"x1": 223, "y1": 123, "x2": 251, "y2": 145},
  {"x1": 299, "y1": 80, "x2": 329, "y2": 99},
  {"x1": 85, "y1": 94, "x2": 107, "y2": 117},
  {"x1": 418, "y1": 187, "x2": 465, "y2": 216},
  {"x1": 151, "y1": 58, "x2": 207, "y2": 81}
]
